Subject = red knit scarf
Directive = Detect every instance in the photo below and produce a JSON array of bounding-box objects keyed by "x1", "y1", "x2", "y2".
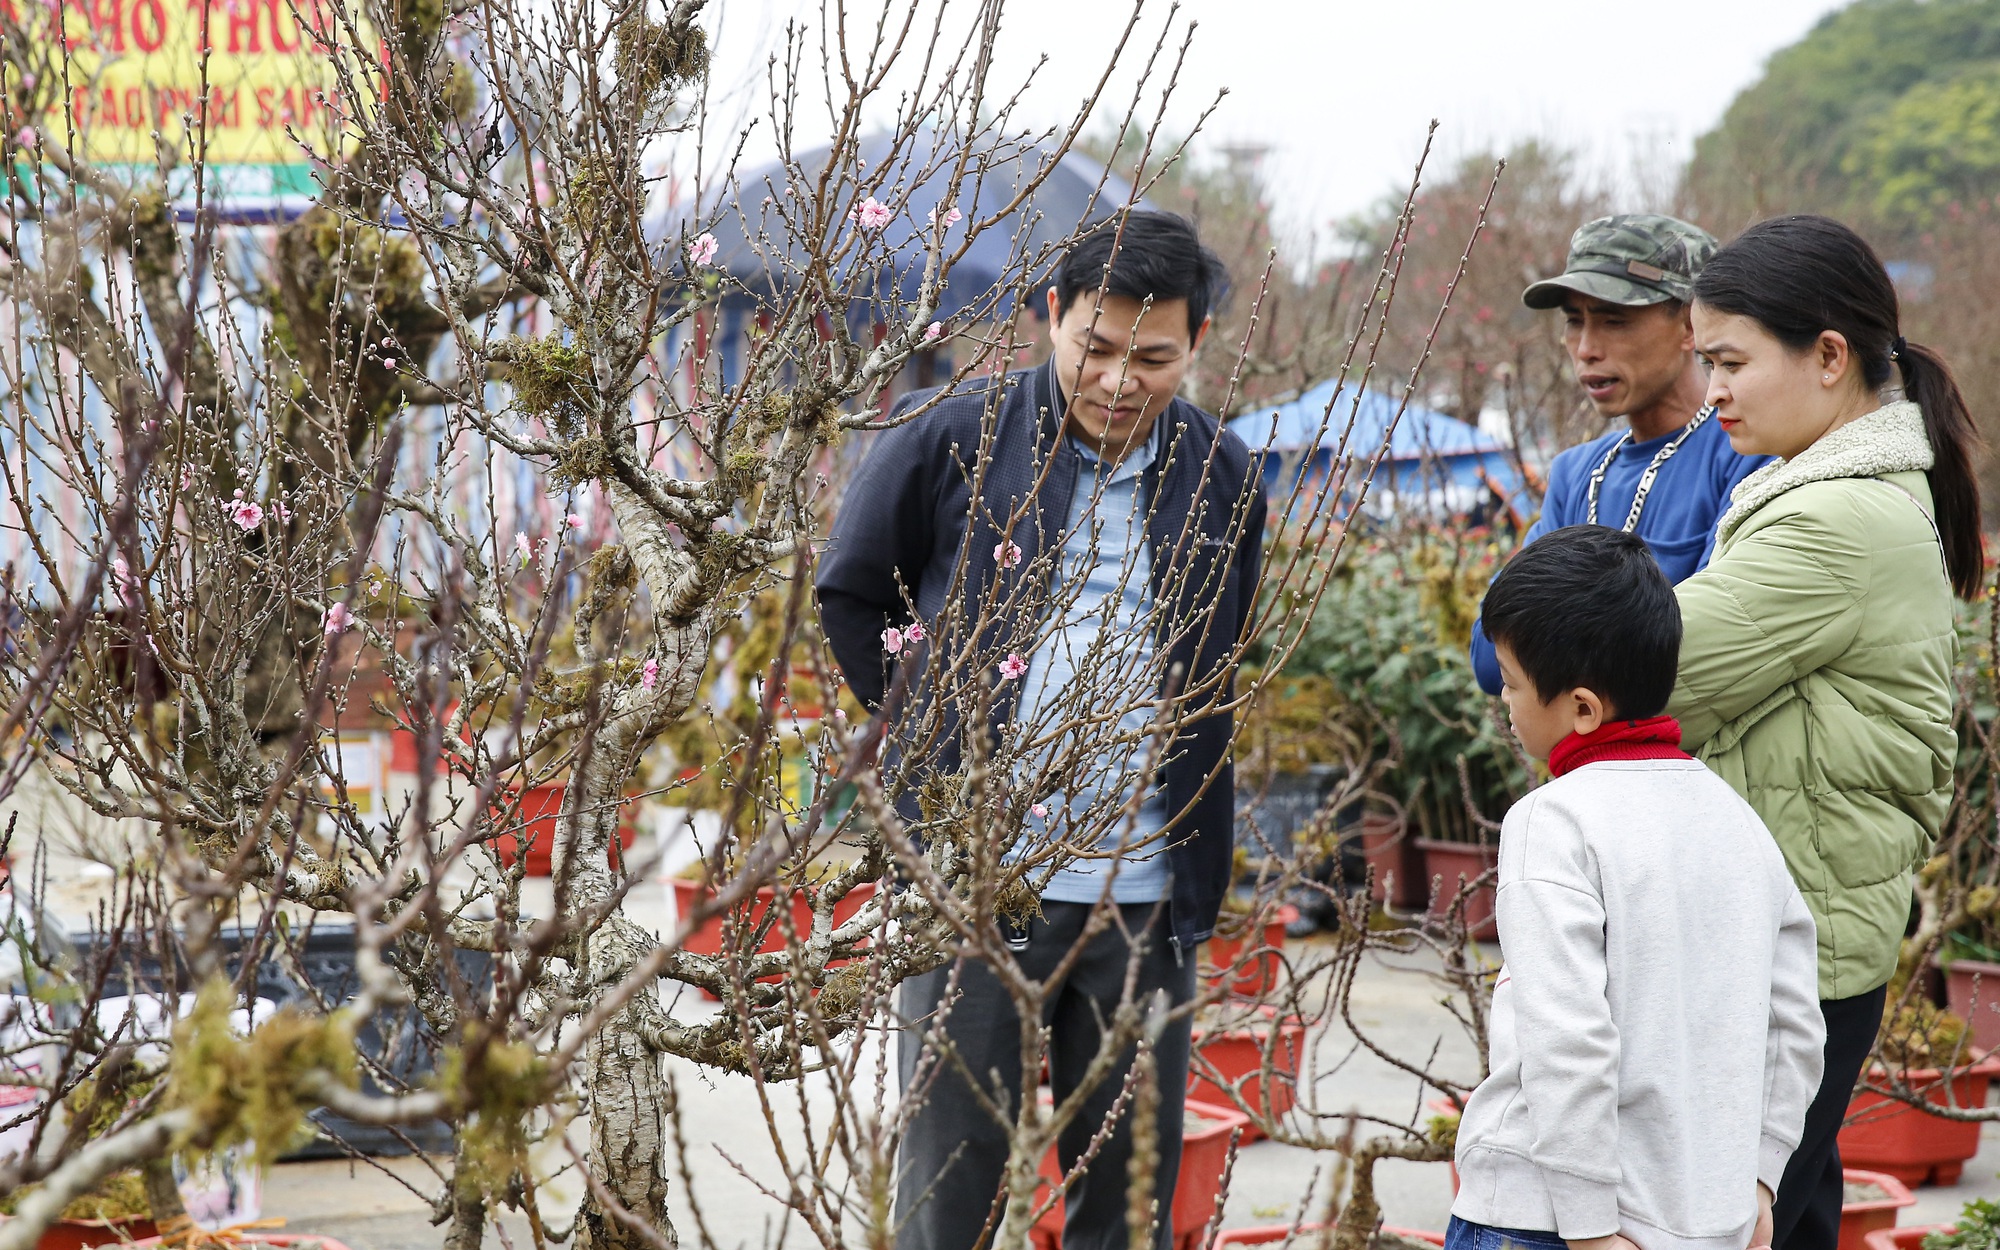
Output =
[{"x1": 1546, "y1": 715, "x2": 1690, "y2": 778}]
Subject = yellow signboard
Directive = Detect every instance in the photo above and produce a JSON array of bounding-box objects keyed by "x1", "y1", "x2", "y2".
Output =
[{"x1": 6, "y1": 0, "x2": 369, "y2": 211}]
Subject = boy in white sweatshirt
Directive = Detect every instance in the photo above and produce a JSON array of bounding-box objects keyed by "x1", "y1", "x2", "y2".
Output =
[{"x1": 1448, "y1": 525, "x2": 1825, "y2": 1250}]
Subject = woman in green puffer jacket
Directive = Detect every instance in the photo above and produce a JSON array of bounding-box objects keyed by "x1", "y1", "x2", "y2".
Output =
[{"x1": 1669, "y1": 215, "x2": 1983, "y2": 1248}]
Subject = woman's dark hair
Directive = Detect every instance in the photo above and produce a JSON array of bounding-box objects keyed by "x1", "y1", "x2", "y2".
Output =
[
  {"x1": 1694, "y1": 214, "x2": 1984, "y2": 599},
  {"x1": 1053, "y1": 211, "x2": 1227, "y2": 342},
  {"x1": 1481, "y1": 525, "x2": 1681, "y2": 719}
]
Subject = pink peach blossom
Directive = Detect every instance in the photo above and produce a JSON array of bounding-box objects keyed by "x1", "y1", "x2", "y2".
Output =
[
  {"x1": 227, "y1": 499, "x2": 263, "y2": 529},
  {"x1": 688, "y1": 232, "x2": 719, "y2": 267},
  {"x1": 850, "y1": 197, "x2": 893, "y2": 231},
  {"x1": 928, "y1": 204, "x2": 961, "y2": 228},
  {"x1": 997, "y1": 653, "x2": 1027, "y2": 681},
  {"x1": 994, "y1": 541, "x2": 1023, "y2": 569},
  {"x1": 1030, "y1": 803, "x2": 1047, "y2": 818},
  {"x1": 881, "y1": 626, "x2": 904, "y2": 654},
  {"x1": 322, "y1": 601, "x2": 353, "y2": 636},
  {"x1": 641, "y1": 657, "x2": 659, "y2": 691},
  {"x1": 905, "y1": 621, "x2": 925, "y2": 643},
  {"x1": 923, "y1": 322, "x2": 943, "y2": 342},
  {"x1": 565, "y1": 513, "x2": 583, "y2": 529}
]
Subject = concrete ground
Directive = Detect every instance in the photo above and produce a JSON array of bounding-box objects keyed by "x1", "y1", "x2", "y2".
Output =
[
  {"x1": 256, "y1": 1120, "x2": 2000, "y2": 1248},
  {"x1": 252, "y1": 911, "x2": 2000, "y2": 1249},
  {"x1": 13, "y1": 796, "x2": 2000, "y2": 1249}
]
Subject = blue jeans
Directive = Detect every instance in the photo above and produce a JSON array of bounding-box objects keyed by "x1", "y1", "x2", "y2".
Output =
[{"x1": 1443, "y1": 1217, "x2": 1569, "y2": 1250}]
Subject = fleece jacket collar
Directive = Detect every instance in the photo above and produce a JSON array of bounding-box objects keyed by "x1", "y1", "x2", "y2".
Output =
[{"x1": 1715, "y1": 400, "x2": 1932, "y2": 545}]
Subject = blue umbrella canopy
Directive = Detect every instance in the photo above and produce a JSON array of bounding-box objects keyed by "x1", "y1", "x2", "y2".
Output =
[
  {"x1": 1228, "y1": 381, "x2": 1528, "y2": 523},
  {"x1": 679, "y1": 128, "x2": 1153, "y2": 321},
  {"x1": 1228, "y1": 381, "x2": 1508, "y2": 460}
]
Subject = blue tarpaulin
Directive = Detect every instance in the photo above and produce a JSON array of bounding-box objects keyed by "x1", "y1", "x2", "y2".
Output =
[{"x1": 1226, "y1": 381, "x2": 1527, "y2": 524}]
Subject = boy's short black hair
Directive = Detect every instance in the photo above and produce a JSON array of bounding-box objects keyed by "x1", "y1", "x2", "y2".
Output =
[
  {"x1": 1480, "y1": 525, "x2": 1681, "y2": 718},
  {"x1": 1053, "y1": 211, "x2": 1227, "y2": 342}
]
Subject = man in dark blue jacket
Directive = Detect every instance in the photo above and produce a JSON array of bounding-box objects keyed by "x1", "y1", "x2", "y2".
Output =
[
  {"x1": 816, "y1": 212, "x2": 1266, "y2": 1250},
  {"x1": 1470, "y1": 214, "x2": 1768, "y2": 694}
]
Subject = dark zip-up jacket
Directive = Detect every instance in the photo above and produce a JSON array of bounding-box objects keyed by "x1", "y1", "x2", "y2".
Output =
[{"x1": 816, "y1": 363, "x2": 1267, "y2": 948}]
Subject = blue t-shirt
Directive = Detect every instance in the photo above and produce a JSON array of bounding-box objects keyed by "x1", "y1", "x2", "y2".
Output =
[{"x1": 1470, "y1": 411, "x2": 1769, "y2": 695}]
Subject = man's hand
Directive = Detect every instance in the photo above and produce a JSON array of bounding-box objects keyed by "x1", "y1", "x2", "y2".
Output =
[
  {"x1": 1750, "y1": 1181, "x2": 1775, "y2": 1249},
  {"x1": 1565, "y1": 1237, "x2": 1640, "y2": 1250}
]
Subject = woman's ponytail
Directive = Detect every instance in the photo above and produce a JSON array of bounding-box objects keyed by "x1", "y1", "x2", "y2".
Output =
[{"x1": 1900, "y1": 341, "x2": 1986, "y2": 599}]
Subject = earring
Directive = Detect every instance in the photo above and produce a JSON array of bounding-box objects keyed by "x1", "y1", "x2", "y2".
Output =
[{"x1": 1823, "y1": 373, "x2": 1831, "y2": 381}]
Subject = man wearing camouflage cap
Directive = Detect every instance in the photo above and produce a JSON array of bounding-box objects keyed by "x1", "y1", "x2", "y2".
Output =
[{"x1": 1469, "y1": 213, "x2": 1767, "y2": 696}]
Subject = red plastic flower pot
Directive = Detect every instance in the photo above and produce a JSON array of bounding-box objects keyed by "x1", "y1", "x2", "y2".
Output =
[
  {"x1": 1188, "y1": 1006, "x2": 1304, "y2": 1142},
  {"x1": 1212, "y1": 1225, "x2": 1444, "y2": 1250},
  {"x1": 1838, "y1": 1169, "x2": 1917, "y2": 1250},
  {"x1": 1942, "y1": 956, "x2": 2000, "y2": 1053},
  {"x1": 1170, "y1": 1099, "x2": 1253, "y2": 1250},
  {"x1": 1415, "y1": 838, "x2": 1497, "y2": 940},
  {"x1": 1838, "y1": 1053, "x2": 2000, "y2": 1186},
  {"x1": 388, "y1": 700, "x2": 471, "y2": 773},
  {"x1": 491, "y1": 784, "x2": 638, "y2": 877},
  {"x1": 24, "y1": 1218, "x2": 160, "y2": 1250},
  {"x1": 390, "y1": 728, "x2": 419, "y2": 773},
  {"x1": 670, "y1": 877, "x2": 876, "y2": 1000},
  {"x1": 1200, "y1": 906, "x2": 1298, "y2": 1001},
  {"x1": 1864, "y1": 1228, "x2": 1948, "y2": 1250},
  {"x1": 1029, "y1": 1098, "x2": 1251, "y2": 1250},
  {"x1": 1359, "y1": 811, "x2": 1422, "y2": 909}
]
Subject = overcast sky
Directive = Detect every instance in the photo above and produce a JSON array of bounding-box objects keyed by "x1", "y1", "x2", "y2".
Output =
[{"x1": 693, "y1": 0, "x2": 1850, "y2": 244}]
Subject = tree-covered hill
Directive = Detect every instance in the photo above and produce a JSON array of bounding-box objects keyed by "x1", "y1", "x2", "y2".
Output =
[{"x1": 1690, "y1": 0, "x2": 2000, "y2": 232}]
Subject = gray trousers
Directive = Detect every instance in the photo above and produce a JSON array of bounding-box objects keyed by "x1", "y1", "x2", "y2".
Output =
[{"x1": 894, "y1": 901, "x2": 1197, "y2": 1250}]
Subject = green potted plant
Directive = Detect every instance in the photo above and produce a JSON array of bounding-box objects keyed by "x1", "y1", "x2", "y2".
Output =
[{"x1": 1254, "y1": 535, "x2": 1524, "y2": 933}]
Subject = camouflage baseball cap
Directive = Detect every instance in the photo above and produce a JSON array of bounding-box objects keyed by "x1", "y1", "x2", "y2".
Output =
[{"x1": 1521, "y1": 214, "x2": 1718, "y2": 310}]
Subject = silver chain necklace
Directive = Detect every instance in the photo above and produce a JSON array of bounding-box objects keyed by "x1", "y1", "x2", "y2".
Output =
[{"x1": 1584, "y1": 406, "x2": 1714, "y2": 531}]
